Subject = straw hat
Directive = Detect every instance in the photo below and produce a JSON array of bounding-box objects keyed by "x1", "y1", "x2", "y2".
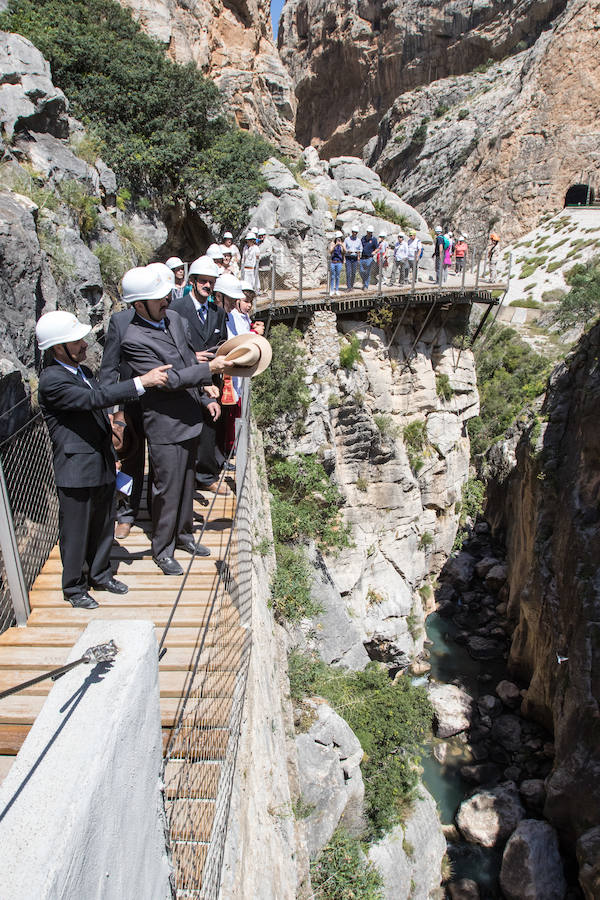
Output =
[{"x1": 216, "y1": 333, "x2": 272, "y2": 378}]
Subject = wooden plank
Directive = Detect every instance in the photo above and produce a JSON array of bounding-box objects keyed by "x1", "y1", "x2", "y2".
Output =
[
  {"x1": 29, "y1": 589, "x2": 216, "y2": 609},
  {"x1": 38, "y1": 558, "x2": 223, "y2": 575},
  {"x1": 165, "y1": 760, "x2": 221, "y2": 800},
  {"x1": 33, "y1": 570, "x2": 221, "y2": 587},
  {"x1": 166, "y1": 798, "x2": 215, "y2": 842},
  {"x1": 160, "y1": 696, "x2": 232, "y2": 728},
  {"x1": 27, "y1": 606, "x2": 217, "y2": 629},
  {"x1": 0, "y1": 724, "x2": 30, "y2": 755},
  {"x1": 0, "y1": 695, "x2": 46, "y2": 724},
  {"x1": 0, "y1": 627, "x2": 85, "y2": 647},
  {"x1": 0, "y1": 646, "x2": 69, "y2": 669}
]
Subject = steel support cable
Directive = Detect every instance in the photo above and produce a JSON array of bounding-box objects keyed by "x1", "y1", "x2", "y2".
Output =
[{"x1": 0, "y1": 640, "x2": 119, "y2": 700}]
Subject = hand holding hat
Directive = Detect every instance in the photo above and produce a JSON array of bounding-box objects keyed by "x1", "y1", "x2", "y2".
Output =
[{"x1": 215, "y1": 333, "x2": 272, "y2": 378}]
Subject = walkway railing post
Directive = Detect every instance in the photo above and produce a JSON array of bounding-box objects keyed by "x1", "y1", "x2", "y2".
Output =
[
  {"x1": 270, "y1": 258, "x2": 276, "y2": 305},
  {"x1": 299, "y1": 254, "x2": 303, "y2": 305},
  {"x1": 0, "y1": 457, "x2": 30, "y2": 626},
  {"x1": 326, "y1": 253, "x2": 331, "y2": 300},
  {"x1": 411, "y1": 256, "x2": 417, "y2": 293},
  {"x1": 506, "y1": 251, "x2": 513, "y2": 291},
  {"x1": 461, "y1": 255, "x2": 467, "y2": 290},
  {"x1": 475, "y1": 254, "x2": 481, "y2": 289},
  {"x1": 378, "y1": 254, "x2": 384, "y2": 295}
]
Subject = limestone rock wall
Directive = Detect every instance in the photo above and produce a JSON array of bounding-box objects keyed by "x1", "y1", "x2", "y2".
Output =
[
  {"x1": 117, "y1": 0, "x2": 298, "y2": 153},
  {"x1": 267, "y1": 308, "x2": 479, "y2": 672},
  {"x1": 367, "y1": 0, "x2": 600, "y2": 247},
  {"x1": 485, "y1": 322, "x2": 600, "y2": 892},
  {"x1": 277, "y1": 0, "x2": 566, "y2": 157}
]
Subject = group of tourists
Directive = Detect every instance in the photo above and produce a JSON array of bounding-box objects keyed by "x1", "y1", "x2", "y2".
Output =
[{"x1": 36, "y1": 232, "x2": 270, "y2": 610}]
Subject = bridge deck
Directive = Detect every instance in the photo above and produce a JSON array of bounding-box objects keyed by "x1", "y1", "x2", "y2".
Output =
[{"x1": 0, "y1": 486, "x2": 238, "y2": 801}]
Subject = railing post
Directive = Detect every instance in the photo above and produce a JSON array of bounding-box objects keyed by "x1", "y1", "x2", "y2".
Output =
[
  {"x1": 461, "y1": 254, "x2": 467, "y2": 289},
  {"x1": 506, "y1": 251, "x2": 513, "y2": 290},
  {"x1": 0, "y1": 457, "x2": 30, "y2": 626},
  {"x1": 411, "y1": 256, "x2": 417, "y2": 293},
  {"x1": 326, "y1": 252, "x2": 331, "y2": 300},
  {"x1": 299, "y1": 254, "x2": 303, "y2": 305},
  {"x1": 475, "y1": 254, "x2": 481, "y2": 289},
  {"x1": 271, "y1": 257, "x2": 276, "y2": 305},
  {"x1": 378, "y1": 254, "x2": 384, "y2": 295}
]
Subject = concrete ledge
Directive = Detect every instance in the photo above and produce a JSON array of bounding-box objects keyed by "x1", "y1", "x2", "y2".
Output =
[{"x1": 0, "y1": 620, "x2": 171, "y2": 899}]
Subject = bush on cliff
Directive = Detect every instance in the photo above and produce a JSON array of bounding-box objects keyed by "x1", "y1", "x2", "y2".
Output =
[
  {"x1": 289, "y1": 653, "x2": 433, "y2": 838},
  {"x1": 469, "y1": 324, "x2": 550, "y2": 458},
  {"x1": 252, "y1": 324, "x2": 310, "y2": 428},
  {"x1": 311, "y1": 829, "x2": 383, "y2": 900},
  {"x1": 551, "y1": 255, "x2": 600, "y2": 330},
  {"x1": 0, "y1": 0, "x2": 272, "y2": 222}
]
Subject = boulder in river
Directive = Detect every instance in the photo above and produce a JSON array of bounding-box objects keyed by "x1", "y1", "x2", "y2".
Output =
[
  {"x1": 456, "y1": 781, "x2": 524, "y2": 847},
  {"x1": 495, "y1": 680, "x2": 522, "y2": 708},
  {"x1": 428, "y1": 683, "x2": 473, "y2": 738},
  {"x1": 500, "y1": 819, "x2": 566, "y2": 900},
  {"x1": 448, "y1": 879, "x2": 480, "y2": 900}
]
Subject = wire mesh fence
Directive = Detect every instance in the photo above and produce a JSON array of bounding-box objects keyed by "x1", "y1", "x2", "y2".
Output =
[
  {"x1": 0, "y1": 409, "x2": 58, "y2": 633},
  {"x1": 162, "y1": 384, "x2": 252, "y2": 900}
]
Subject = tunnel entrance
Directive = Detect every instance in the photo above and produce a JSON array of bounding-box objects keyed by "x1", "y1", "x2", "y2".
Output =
[{"x1": 564, "y1": 183, "x2": 595, "y2": 207}]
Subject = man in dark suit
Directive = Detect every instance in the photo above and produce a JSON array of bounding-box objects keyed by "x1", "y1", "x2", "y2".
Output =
[
  {"x1": 119, "y1": 265, "x2": 230, "y2": 576},
  {"x1": 36, "y1": 310, "x2": 171, "y2": 608},
  {"x1": 170, "y1": 254, "x2": 229, "y2": 494},
  {"x1": 98, "y1": 304, "x2": 141, "y2": 539}
]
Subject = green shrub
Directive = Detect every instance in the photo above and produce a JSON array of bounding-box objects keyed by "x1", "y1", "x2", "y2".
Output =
[
  {"x1": 435, "y1": 373, "x2": 454, "y2": 401},
  {"x1": 457, "y1": 109, "x2": 469, "y2": 120},
  {"x1": 253, "y1": 324, "x2": 310, "y2": 428},
  {"x1": 58, "y1": 179, "x2": 99, "y2": 237},
  {"x1": 339, "y1": 334, "x2": 361, "y2": 369},
  {"x1": 1, "y1": 0, "x2": 272, "y2": 224},
  {"x1": 117, "y1": 223, "x2": 152, "y2": 265},
  {"x1": 453, "y1": 476, "x2": 486, "y2": 549},
  {"x1": 433, "y1": 103, "x2": 449, "y2": 118},
  {"x1": 328, "y1": 393, "x2": 341, "y2": 408},
  {"x1": 418, "y1": 531, "x2": 434, "y2": 551},
  {"x1": 367, "y1": 305, "x2": 394, "y2": 329},
  {"x1": 371, "y1": 200, "x2": 411, "y2": 231},
  {"x1": 356, "y1": 476, "x2": 368, "y2": 492},
  {"x1": 403, "y1": 419, "x2": 429, "y2": 473},
  {"x1": 469, "y1": 325, "x2": 550, "y2": 458},
  {"x1": 374, "y1": 413, "x2": 399, "y2": 440},
  {"x1": 70, "y1": 132, "x2": 103, "y2": 165},
  {"x1": 268, "y1": 454, "x2": 350, "y2": 550},
  {"x1": 551, "y1": 256, "x2": 600, "y2": 329},
  {"x1": 509, "y1": 299, "x2": 542, "y2": 309},
  {"x1": 115, "y1": 187, "x2": 131, "y2": 211},
  {"x1": 37, "y1": 223, "x2": 75, "y2": 283},
  {"x1": 541, "y1": 288, "x2": 566, "y2": 303},
  {"x1": 410, "y1": 119, "x2": 428, "y2": 148},
  {"x1": 289, "y1": 654, "x2": 433, "y2": 837},
  {"x1": 271, "y1": 543, "x2": 321, "y2": 623},
  {"x1": 8, "y1": 168, "x2": 59, "y2": 212},
  {"x1": 93, "y1": 243, "x2": 128, "y2": 285},
  {"x1": 311, "y1": 829, "x2": 384, "y2": 900},
  {"x1": 546, "y1": 259, "x2": 563, "y2": 273}
]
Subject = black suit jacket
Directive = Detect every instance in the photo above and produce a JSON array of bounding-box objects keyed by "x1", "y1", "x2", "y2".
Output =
[
  {"x1": 120, "y1": 311, "x2": 212, "y2": 445},
  {"x1": 38, "y1": 361, "x2": 139, "y2": 488},
  {"x1": 98, "y1": 307, "x2": 136, "y2": 384},
  {"x1": 169, "y1": 295, "x2": 228, "y2": 352}
]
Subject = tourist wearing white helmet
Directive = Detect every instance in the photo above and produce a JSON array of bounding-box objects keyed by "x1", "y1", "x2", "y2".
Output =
[
  {"x1": 206, "y1": 243, "x2": 225, "y2": 275},
  {"x1": 241, "y1": 232, "x2": 259, "y2": 292},
  {"x1": 118, "y1": 265, "x2": 232, "y2": 575},
  {"x1": 390, "y1": 232, "x2": 409, "y2": 286},
  {"x1": 170, "y1": 256, "x2": 230, "y2": 497},
  {"x1": 433, "y1": 225, "x2": 445, "y2": 284},
  {"x1": 165, "y1": 255, "x2": 191, "y2": 300},
  {"x1": 36, "y1": 309, "x2": 171, "y2": 608},
  {"x1": 256, "y1": 228, "x2": 272, "y2": 294},
  {"x1": 343, "y1": 224, "x2": 362, "y2": 290},
  {"x1": 221, "y1": 244, "x2": 239, "y2": 278},
  {"x1": 454, "y1": 234, "x2": 468, "y2": 274},
  {"x1": 98, "y1": 263, "x2": 173, "y2": 542},
  {"x1": 329, "y1": 230, "x2": 345, "y2": 295},
  {"x1": 376, "y1": 231, "x2": 389, "y2": 278},
  {"x1": 221, "y1": 230, "x2": 241, "y2": 270}
]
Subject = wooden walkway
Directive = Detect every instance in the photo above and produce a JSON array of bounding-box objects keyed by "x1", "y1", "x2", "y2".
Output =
[{"x1": 0, "y1": 487, "x2": 237, "y2": 787}]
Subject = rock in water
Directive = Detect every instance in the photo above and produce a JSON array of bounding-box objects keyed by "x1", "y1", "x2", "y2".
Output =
[
  {"x1": 428, "y1": 683, "x2": 473, "y2": 738},
  {"x1": 500, "y1": 819, "x2": 566, "y2": 900},
  {"x1": 456, "y1": 782, "x2": 524, "y2": 847}
]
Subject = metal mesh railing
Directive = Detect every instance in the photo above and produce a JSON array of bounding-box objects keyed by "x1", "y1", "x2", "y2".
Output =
[
  {"x1": 0, "y1": 408, "x2": 58, "y2": 633},
  {"x1": 162, "y1": 384, "x2": 253, "y2": 899}
]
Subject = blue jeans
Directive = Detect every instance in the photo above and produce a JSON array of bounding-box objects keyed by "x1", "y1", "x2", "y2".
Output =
[
  {"x1": 330, "y1": 261, "x2": 342, "y2": 292},
  {"x1": 360, "y1": 258, "x2": 373, "y2": 288},
  {"x1": 345, "y1": 257, "x2": 358, "y2": 289}
]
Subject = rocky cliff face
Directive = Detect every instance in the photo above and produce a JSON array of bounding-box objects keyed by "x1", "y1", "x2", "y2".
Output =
[
  {"x1": 485, "y1": 323, "x2": 600, "y2": 897},
  {"x1": 366, "y1": 0, "x2": 600, "y2": 246},
  {"x1": 117, "y1": 0, "x2": 298, "y2": 153},
  {"x1": 266, "y1": 307, "x2": 479, "y2": 673},
  {"x1": 277, "y1": 0, "x2": 566, "y2": 157}
]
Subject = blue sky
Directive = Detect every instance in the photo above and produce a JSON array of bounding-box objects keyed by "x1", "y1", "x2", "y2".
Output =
[{"x1": 271, "y1": 0, "x2": 285, "y2": 38}]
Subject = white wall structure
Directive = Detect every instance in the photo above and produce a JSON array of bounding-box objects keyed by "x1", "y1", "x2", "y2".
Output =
[{"x1": 0, "y1": 620, "x2": 172, "y2": 899}]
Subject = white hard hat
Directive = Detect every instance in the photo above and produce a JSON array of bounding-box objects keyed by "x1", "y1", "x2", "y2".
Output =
[
  {"x1": 257, "y1": 228, "x2": 267, "y2": 236},
  {"x1": 334, "y1": 230, "x2": 343, "y2": 238},
  {"x1": 36, "y1": 310, "x2": 91, "y2": 350},
  {"x1": 188, "y1": 256, "x2": 220, "y2": 278},
  {"x1": 206, "y1": 243, "x2": 224, "y2": 259},
  {"x1": 435, "y1": 225, "x2": 442, "y2": 233},
  {"x1": 460, "y1": 234, "x2": 466, "y2": 240},
  {"x1": 214, "y1": 274, "x2": 246, "y2": 300},
  {"x1": 351, "y1": 223, "x2": 359, "y2": 232},
  {"x1": 246, "y1": 231, "x2": 257, "y2": 240},
  {"x1": 223, "y1": 231, "x2": 233, "y2": 239},
  {"x1": 165, "y1": 256, "x2": 184, "y2": 270},
  {"x1": 147, "y1": 262, "x2": 175, "y2": 286},
  {"x1": 239, "y1": 279, "x2": 256, "y2": 293},
  {"x1": 398, "y1": 232, "x2": 405, "y2": 238},
  {"x1": 448, "y1": 231, "x2": 453, "y2": 237},
  {"x1": 121, "y1": 265, "x2": 174, "y2": 303},
  {"x1": 378, "y1": 231, "x2": 386, "y2": 237}
]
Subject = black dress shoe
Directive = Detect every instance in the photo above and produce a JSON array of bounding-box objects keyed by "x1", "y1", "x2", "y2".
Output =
[
  {"x1": 90, "y1": 577, "x2": 129, "y2": 594},
  {"x1": 176, "y1": 540, "x2": 211, "y2": 557},
  {"x1": 153, "y1": 556, "x2": 184, "y2": 576},
  {"x1": 67, "y1": 593, "x2": 99, "y2": 609}
]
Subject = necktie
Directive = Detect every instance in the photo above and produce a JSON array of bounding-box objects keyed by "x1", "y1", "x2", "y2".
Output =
[
  {"x1": 198, "y1": 305, "x2": 207, "y2": 324},
  {"x1": 77, "y1": 367, "x2": 92, "y2": 388}
]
